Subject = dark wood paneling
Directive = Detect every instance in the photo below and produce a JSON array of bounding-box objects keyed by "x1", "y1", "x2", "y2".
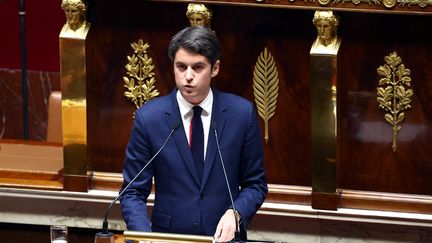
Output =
[
  {"x1": 212, "y1": 6, "x2": 313, "y2": 185},
  {"x1": 87, "y1": 1, "x2": 181, "y2": 174},
  {"x1": 339, "y1": 13, "x2": 432, "y2": 195},
  {"x1": 150, "y1": 0, "x2": 432, "y2": 15},
  {"x1": 340, "y1": 190, "x2": 432, "y2": 214},
  {"x1": 87, "y1": 1, "x2": 313, "y2": 186},
  {"x1": 86, "y1": 1, "x2": 432, "y2": 196}
]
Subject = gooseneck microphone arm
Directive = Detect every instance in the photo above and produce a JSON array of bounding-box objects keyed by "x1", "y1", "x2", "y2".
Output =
[
  {"x1": 212, "y1": 123, "x2": 242, "y2": 242},
  {"x1": 98, "y1": 123, "x2": 179, "y2": 237}
]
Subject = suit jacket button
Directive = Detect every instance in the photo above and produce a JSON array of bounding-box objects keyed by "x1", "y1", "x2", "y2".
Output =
[{"x1": 193, "y1": 222, "x2": 199, "y2": 228}]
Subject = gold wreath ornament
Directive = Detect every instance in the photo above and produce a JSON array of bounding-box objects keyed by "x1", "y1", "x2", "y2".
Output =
[
  {"x1": 377, "y1": 51, "x2": 413, "y2": 152},
  {"x1": 123, "y1": 39, "x2": 159, "y2": 111}
]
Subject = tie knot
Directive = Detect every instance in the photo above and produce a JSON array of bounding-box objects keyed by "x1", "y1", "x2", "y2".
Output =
[{"x1": 193, "y1": 106, "x2": 202, "y2": 118}]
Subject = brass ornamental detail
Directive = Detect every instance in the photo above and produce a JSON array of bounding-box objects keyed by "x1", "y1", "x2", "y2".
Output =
[
  {"x1": 383, "y1": 0, "x2": 397, "y2": 8},
  {"x1": 123, "y1": 39, "x2": 159, "y2": 111},
  {"x1": 377, "y1": 51, "x2": 413, "y2": 152},
  {"x1": 398, "y1": 0, "x2": 432, "y2": 8},
  {"x1": 253, "y1": 47, "x2": 280, "y2": 144},
  {"x1": 332, "y1": 0, "x2": 381, "y2": 6},
  {"x1": 314, "y1": 0, "x2": 432, "y2": 8}
]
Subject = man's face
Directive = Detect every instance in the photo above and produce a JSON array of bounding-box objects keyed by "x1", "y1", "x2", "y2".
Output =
[{"x1": 174, "y1": 48, "x2": 219, "y2": 105}]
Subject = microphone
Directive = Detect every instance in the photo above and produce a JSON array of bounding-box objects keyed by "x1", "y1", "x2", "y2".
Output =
[
  {"x1": 95, "y1": 121, "x2": 181, "y2": 243},
  {"x1": 211, "y1": 122, "x2": 244, "y2": 243}
]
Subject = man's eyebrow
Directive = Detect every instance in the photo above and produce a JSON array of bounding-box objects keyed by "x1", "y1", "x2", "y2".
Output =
[
  {"x1": 174, "y1": 61, "x2": 207, "y2": 66},
  {"x1": 192, "y1": 62, "x2": 206, "y2": 66}
]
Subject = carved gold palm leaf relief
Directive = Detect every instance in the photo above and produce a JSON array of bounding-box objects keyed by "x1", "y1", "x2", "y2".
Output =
[
  {"x1": 123, "y1": 39, "x2": 160, "y2": 114},
  {"x1": 376, "y1": 51, "x2": 413, "y2": 152},
  {"x1": 253, "y1": 47, "x2": 280, "y2": 144}
]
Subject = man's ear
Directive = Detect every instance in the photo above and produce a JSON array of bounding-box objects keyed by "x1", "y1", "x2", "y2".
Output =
[{"x1": 211, "y1": 60, "x2": 220, "y2": 77}]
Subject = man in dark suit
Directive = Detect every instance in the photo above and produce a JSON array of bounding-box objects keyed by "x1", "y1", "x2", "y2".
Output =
[{"x1": 120, "y1": 26, "x2": 267, "y2": 242}]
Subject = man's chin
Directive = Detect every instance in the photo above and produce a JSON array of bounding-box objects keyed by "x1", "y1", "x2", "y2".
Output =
[{"x1": 180, "y1": 93, "x2": 198, "y2": 104}]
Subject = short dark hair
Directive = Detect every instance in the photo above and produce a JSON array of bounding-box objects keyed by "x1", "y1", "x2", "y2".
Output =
[{"x1": 168, "y1": 26, "x2": 220, "y2": 67}]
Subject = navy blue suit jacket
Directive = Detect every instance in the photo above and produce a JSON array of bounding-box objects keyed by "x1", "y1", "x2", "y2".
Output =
[{"x1": 120, "y1": 88, "x2": 267, "y2": 237}]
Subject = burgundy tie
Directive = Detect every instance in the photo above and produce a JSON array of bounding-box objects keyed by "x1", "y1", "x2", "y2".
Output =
[{"x1": 191, "y1": 106, "x2": 204, "y2": 179}]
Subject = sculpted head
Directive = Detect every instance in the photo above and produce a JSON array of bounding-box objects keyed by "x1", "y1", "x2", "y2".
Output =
[
  {"x1": 61, "y1": 0, "x2": 87, "y2": 31},
  {"x1": 312, "y1": 11, "x2": 339, "y2": 46},
  {"x1": 185, "y1": 4, "x2": 212, "y2": 29}
]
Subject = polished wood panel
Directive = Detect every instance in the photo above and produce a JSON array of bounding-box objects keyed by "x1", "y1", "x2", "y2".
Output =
[
  {"x1": 85, "y1": 1, "x2": 432, "y2": 210},
  {"x1": 338, "y1": 13, "x2": 432, "y2": 195},
  {"x1": 89, "y1": 172, "x2": 123, "y2": 191},
  {"x1": 0, "y1": 139, "x2": 63, "y2": 190},
  {"x1": 86, "y1": 1, "x2": 179, "y2": 174},
  {"x1": 340, "y1": 189, "x2": 432, "y2": 214},
  {"x1": 150, "y1": 0, "x2": 432, "y2": 15},
  {"x1": 86, "y1": 1, "x2": 313, "y2": 186}
]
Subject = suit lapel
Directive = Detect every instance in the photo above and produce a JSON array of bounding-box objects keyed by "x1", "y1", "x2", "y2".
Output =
[
  {"x1": 201, "y1": 89, "x2": 227, "y2": 188},
  {"x1": 167, "y1": 90, "x2": 201, "y2": 186}
]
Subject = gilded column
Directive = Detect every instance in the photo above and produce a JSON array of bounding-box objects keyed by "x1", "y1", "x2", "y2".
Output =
[
  {"x1": 309, "y1": 10, "x2": 341, "y2": 210},
  {"x1": 59, "y1": 0, "x2": 90, "y2": 192}
]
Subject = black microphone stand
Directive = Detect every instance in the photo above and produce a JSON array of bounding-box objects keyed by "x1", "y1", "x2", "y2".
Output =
[
  {"x1": 19, "y1": 0, "x2": 29, "y2": 140},
  {"x1": 213, "y1": 126, "x2": 245, "y2": 243},
  {"x1": 95, "y1": 126, "x2": 177, "y2": 243}
]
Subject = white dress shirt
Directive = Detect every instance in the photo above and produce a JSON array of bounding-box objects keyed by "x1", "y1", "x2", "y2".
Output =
[{"x1": 176, "y1": 89, "x2": 213, "y2": 160}]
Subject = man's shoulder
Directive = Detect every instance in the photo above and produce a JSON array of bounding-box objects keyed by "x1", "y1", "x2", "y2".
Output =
[
  {"x1": 215, "y1": 89, "x2": 251, "y2": 104},
  {"x1": 135, "y1": 93, "x2": 172, "y2": 114},
  {"x1": 214, "y1": 89, "x2": 253, "y2": 109}
]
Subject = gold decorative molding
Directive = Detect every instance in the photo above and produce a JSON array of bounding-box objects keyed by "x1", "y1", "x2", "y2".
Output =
[
  {"x1": 398, "y1": 0, "x2": 432, "y2": 8},
  {"x1": 377, "y1": 51, "x2": 413, "y2": 152},
  {"x1": 333, "y1": 0, "x2": 381, "y2": 5},
  {"x1": 383, "y1": 0, "x2": 397, "y2": 8},
  {"x1": 123, "y1": 39, "x2": 159, "y2": 111},
  {"x1": 253, "y1": 47, "x2": 280, "y2": 144},
  {"x1": 315, "y1": 0, "x2": 432, "y2": 8}
]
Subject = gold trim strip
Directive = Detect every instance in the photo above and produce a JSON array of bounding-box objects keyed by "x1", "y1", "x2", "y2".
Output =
[{"x1": 124, "y1": 231, "x2": 213, "y2": 243}]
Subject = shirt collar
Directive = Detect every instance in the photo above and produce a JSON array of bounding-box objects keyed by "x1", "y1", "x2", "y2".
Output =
[{"x1": 177, "y1": 89, "x2": 213, "y2": 119}]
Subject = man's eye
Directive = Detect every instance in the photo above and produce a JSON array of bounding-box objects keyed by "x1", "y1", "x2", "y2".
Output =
[
  {"x1": 193, "y1": 66, "x2": 204, "y2": 72},
  {"x1": 177, "y1": 65, "x2": 186, "y2": 71}
]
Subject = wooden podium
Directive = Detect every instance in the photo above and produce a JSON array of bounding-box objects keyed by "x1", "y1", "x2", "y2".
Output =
[{"x1": 122, "y1": 231, "x2": 214, "y2": 243}]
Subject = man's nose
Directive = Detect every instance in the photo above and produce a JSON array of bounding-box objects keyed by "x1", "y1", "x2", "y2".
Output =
[{"x1": 185, "y1": 67, "x2": 194, "y2": 82}]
